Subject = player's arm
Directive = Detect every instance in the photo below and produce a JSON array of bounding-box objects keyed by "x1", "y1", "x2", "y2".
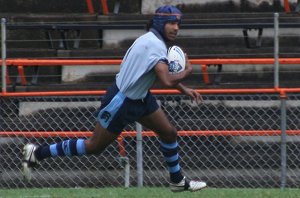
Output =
[
  {"x1": 155, "y1": 60, "x2": 202, "y2": 102},
  {"x1": 176, "y1": 56, "x2": 202, "y2": 102},
  {"x1": 154, "y1": 60, "x2": 192, "y2": 87}
]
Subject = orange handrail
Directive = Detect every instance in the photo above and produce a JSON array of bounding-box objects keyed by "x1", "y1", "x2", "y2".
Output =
[
  {"x1": 2, "y1": 59, "x2": 121, "y2": 87},
  {"x1": 284, "y1": 0, "x2": 291, "y2": 13},
  {"x1": 0, "y1": 88, "x2": 294, "y2": 97},
  {"x1": 3, "y1": 58, "x2": 300, "y2": 66},
  {"x1": 100, "y1": 0, "x2": 109, "y2": 15},
  {"x1": 1, "y1": 130, "x2": 300, "y2": 138},
  {"x1": 118, "y1": 136, "x2": 126, "y2": 157},
  {"x1": 85, "y1": 0, "x2": 109, "y2": 15},
  {"x1": 2, "y1": 58, "x2": 300, "y2": 96},
  {"x1": 201, "y1": 64, "x2": 210, "y2": 84},
  {"x1": 86, "y1": 0, "x2": 95, "y2": 14},
  {"x1": 1, "y1": 85, "x2": 300, "y2": 97},
  {"x1": 3, "y1": 59, "x2": 122, "y2": 66},
  {"x1": 17, "y1": 65, "x2": 27, "y2": 85}
]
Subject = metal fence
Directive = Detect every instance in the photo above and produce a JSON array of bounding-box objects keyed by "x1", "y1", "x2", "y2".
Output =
[{"x1": 1, "y1": 93, "x2": 300, "y2": 188}]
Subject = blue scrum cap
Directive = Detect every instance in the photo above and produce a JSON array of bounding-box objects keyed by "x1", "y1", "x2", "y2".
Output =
[{"x1": 152, "y1": 5, "x2": 182, "y2": 35}]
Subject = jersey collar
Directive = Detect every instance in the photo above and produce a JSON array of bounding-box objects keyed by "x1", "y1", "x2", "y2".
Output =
[{"x1": 149, "y1": 28, "x2": 165, "y2": 43}]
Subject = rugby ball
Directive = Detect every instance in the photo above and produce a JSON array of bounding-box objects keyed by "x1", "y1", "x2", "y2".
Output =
[{"x1": 167, "y1": 45, "x2": 186, "y2": 74}]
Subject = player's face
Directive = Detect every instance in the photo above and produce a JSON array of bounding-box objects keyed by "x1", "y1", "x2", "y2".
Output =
[{"x1": 164, "y1": 22, "x2": 179, "y2": 41}]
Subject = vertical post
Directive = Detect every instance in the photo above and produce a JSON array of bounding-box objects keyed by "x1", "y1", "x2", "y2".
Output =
[
  {"x1": 284, "y1": 0, "x2": 291, "y2": 13},
  {"x1": 280, "y1": 93, "x2": 287, "y2": 189},
  {"x1": 136, "y1": 122, "x2": 143, "y2": 187},
  {"x1": 296, "y1": 0, "x2": 300, "y2": 12},
  {"x1": 113, "y1": 0, "x2": 121, "y2": 14},
  {"x1": 100, "y1": 0, "x2": 109, "y2": 15},
  {"x1": 86, "y1": 0, "x2": 95, "y2": 14},
  {"x1": 201, "y1": 64, "x2": 210, "y2": 84},
  {"x1": 274, "y1": 13, "x2": 279, "y2": 89},
  {"x1": 1, "y1": 18, "x2": 7, "y2": 94},
  {"x1": 123, "y1": 157, "x2": 130, "y2": 188},
  {"x1": 117, "y1": 137, "x2": 130, "y2": 188}
]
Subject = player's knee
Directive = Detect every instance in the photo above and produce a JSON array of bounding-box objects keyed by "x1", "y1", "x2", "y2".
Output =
[
  {"x1": 84, "y1": 140, "x2": 105, "y2": 154},
  {"x1": 160, "y1": 127, "x2": 178, "y2": 143}
]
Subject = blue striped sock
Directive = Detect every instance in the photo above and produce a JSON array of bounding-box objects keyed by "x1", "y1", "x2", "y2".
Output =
[
  {"x1": 35, "y1": 139, "x2": 86, "y2": 160},
  {"x1": 160, "y1": 141, "x2": 184, "y2": 183}
]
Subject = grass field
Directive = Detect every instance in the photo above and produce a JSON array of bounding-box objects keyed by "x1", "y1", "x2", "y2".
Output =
[{"x1": 1, "y1": 188, "x2": 300, "y2": 198}]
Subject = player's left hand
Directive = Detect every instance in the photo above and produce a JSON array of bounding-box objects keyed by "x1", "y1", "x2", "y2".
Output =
[{"x1": 183, "y1": 88, "x2": 203, "y2": 104}]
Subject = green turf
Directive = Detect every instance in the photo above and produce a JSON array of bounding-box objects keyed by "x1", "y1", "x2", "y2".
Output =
[{"x1": 0, "y1": 187, "x2": 300, "y2": 198}]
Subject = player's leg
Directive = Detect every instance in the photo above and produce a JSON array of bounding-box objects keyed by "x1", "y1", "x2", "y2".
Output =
[
  {"x1": 35, "y1": 122, "x2": 118, "y2": 159},
  {"x1": 22, "y1": 83, "x2": 123, "y2": 181},
  {"x1": 85, "y1": 122, "x2": 119, "y2": 154},
  {"x1": 138, "y1": 107, "x2": 183, "y2": 182},
  {"x1": 22, "y1": 122, "x2": 118, "y2": 180},
  {"x1": 138, "y1": 107, "x2": 207, "y2": 192}
]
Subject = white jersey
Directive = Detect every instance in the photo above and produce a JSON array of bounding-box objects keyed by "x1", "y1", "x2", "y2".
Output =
[{"x1": 116, "y1": 29, "x2": 168, "y2": 99}]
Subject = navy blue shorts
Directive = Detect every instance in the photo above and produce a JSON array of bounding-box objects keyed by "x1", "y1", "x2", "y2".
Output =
[{"x1": 96, "y1": 83, "x2": 159, "y2": 134}]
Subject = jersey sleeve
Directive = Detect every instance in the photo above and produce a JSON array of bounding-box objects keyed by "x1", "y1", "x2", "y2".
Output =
[{"x1": 148, "y1": 43, "x2": 168, "y2": 71}]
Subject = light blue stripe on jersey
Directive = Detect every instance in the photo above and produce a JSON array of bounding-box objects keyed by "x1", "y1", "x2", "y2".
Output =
[{"x1": 98, "y1": 91, "x2": 126, "y2": 128}]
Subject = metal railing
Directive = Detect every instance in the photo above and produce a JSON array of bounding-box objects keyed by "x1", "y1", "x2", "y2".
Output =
[{"x1": 1, "y1": 92, "x2": 300, "y2": 188}]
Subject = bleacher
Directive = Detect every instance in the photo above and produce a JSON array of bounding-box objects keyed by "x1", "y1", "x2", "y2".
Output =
[
  {"x1": 2, "y1": 0, "x2": 300, "y2": 91},
  {"x1": 5, "y1": 12, "x2": 300, "y2": 57}
]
